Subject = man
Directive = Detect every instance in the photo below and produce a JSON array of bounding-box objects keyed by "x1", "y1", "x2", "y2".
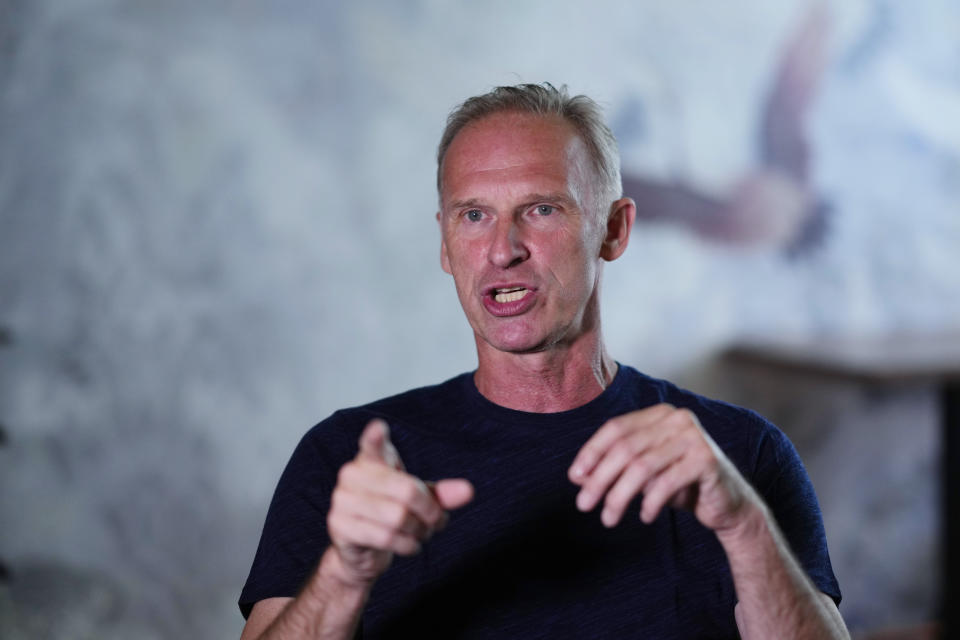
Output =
[{"x1": 239, "y1": 83, "x2": 848, "y2": 639}]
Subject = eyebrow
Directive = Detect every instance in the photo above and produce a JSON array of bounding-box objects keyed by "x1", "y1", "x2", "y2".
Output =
[
  {"x1": 447, "y1": 192, "x2": 579, "y2": 212},
  {"x1": 447, "y1": 198, "x2": 485, "y2": 211},
  {"x1": 521, "y1": 192, "x2": 578, "y2": 210}
]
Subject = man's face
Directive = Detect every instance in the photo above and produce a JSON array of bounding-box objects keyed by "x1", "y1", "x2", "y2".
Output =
[{"x1": 438, "y1": 111, "x2": 607, "y2": 355}]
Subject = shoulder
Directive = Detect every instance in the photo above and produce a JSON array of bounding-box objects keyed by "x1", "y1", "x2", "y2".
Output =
[
  {"x1": 347, "y1": 371, "x2": 474, "y2": 425},
  {"x1": 297, "y1": 371, "x2": 475, "y2": 455},
  {"x1": 618, "y1": 365, "x2": 772, "y2": 431}
]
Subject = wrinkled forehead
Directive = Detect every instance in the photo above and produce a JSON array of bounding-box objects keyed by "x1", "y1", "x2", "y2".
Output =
[{"x1": 439, "y1": 112, "x2": 595, "y2": 207}]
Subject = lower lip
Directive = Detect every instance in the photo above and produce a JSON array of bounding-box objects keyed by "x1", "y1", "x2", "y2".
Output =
[{"x1": 482, "y1": 289, "x2": 536, "y2": 317}]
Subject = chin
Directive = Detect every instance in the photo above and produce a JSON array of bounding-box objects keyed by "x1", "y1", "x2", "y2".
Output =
[{"x1": 480, "y1": 326, "x2": 555, "y2": 355}]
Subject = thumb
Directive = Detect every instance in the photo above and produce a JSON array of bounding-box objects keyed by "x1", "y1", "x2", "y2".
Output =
[
  {"x1": 433, "y1": 478, "x2": 474, "y2": 510},
  {"x1": 357, "y1": 419, "x2": 404, "y2": 471}
]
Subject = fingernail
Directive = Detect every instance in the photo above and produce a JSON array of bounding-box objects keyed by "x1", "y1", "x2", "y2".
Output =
[
  {"x1": 570, "y1": 464, "x2": 584, "y2": 479},
  {"x1": 576, "y1": 490, "x2": 591, "y2": 511},
  {"x1": 367, "y1": 418, "x2": 386, "y2": 436}
]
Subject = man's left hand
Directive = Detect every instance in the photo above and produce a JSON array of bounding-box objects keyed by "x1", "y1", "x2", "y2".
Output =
[{"x1": 568, "y1": 403, "x2": 759, "y2": 533}]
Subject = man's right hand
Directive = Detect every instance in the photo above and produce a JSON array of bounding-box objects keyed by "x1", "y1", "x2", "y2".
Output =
[{"x1": 326, "y1": 419, "x2": 474, "y2": 588}]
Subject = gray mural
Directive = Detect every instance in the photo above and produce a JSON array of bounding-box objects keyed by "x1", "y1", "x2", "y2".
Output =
[{"x1": 1, "y1": 0, "x2": 958, "y2": 637}]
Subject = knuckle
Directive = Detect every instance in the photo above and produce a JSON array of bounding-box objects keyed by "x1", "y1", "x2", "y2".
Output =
[
  {"x1": 580, "y1": 444, "x2": 600, "y2": 462},
  {"x1": 686, "y1": 437, "x2": 710, "y2": 460},
  {"x1": 421, "y1": 505, "x2": 441, "y2": 529},
  {"x1": 663, "y1": 407, "x2": 690, "y2": 428},
  {"x1": 337, "y1": 461, "x2": 363, "y2": 486},
  {"x1": 679, "y1": 431, "x2": 699, "y2": 453},
  {"x1": 628, "y1": 458, "x2": 650, "y2": 478},
  {"x1": 597, "y1": 419, "x2": 623, "y2": 441},
  {"x1": 703, "y1": 449, "x2": 721, "y2": 469},
  {"x1": 644, "y1": 475, "x2": 665, "y2": 496},
  {"x1": 329, "y1": 487, "x2": 346, "y2": 511},
  {"x1": 384, "y1": 502, "x2": 410, "y2": 529},
  {"x1": 376, "y1": 529, "x2": 395, "y2": 549},
  {"x1": 400, "y1": 480, "x2": 422, "y2": 505},
  {"x1": 609, "y1": 442, "x2": 632, "y2": 466},
  {"x1": 609, "y1": 419, "x2": 629, "y2": 438},
  {"x1": 649, "y1": 403, "x2": 674, "y2": 418},
  {"x1": 626, "y1": 432, "x2": 648, "y2": 455},
  {"x1": 327, "y1": 513, "x2": 348, "y2": 540},
  {"x1": 604, "y1": 415, "x2": 623, "y2": 430},
  {"x1": 398, "y1": 536, "x2": 420, "y2": 555}
]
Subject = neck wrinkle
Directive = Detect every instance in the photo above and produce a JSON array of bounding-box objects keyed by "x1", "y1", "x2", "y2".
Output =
[{"x1": 473, "y1": 336, "x2": 618, "y2": 413}]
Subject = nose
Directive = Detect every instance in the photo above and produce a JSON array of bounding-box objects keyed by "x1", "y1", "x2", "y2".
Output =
[{"x1": 487, "y1": 217, "x2": 529, "y2": 268}]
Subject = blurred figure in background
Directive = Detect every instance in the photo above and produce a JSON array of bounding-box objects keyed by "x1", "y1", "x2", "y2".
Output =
[{"x1": 624, "y1": 5, "x2": 830, "y2": 256}]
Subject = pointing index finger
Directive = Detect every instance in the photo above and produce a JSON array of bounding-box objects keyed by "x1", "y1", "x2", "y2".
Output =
[{"x1": 358, "y1": 418, "x2": 405, "y2": 472}]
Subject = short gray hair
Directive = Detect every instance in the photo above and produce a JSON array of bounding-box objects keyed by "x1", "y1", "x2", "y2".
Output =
[{"x1": 436, "y1": 83, "x2": 622, "y2": 212}]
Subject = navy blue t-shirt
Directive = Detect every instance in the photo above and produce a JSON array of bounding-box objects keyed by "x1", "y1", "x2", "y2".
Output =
[{"x1": 240, "y1": 365, "x2": 840, "y2": 638}]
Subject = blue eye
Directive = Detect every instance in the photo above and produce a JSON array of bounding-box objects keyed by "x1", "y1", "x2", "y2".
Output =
[
  {"x1": 465, "y1": 209, "x2": 483, "y2": 222},
  {"x1": 536, "y1": 205, "x2": 555, "y2": 216}
]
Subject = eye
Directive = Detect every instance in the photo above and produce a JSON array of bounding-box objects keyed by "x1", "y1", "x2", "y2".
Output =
[
  {"x1": 535, "y1": 204, "x2": 555, "y2": 216},
  {"x1": 464, "y1": 209, "x2": 484, "y2": 222}
]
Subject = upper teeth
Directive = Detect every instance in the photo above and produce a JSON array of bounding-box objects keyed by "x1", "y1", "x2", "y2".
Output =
[{"x1": 494, "y1": 287, "x2": 527, "y2": 303}]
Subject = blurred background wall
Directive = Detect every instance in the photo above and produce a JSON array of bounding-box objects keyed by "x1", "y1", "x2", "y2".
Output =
[{"x1": 0, "y1": 0, "x2": 958, "y2": 637}]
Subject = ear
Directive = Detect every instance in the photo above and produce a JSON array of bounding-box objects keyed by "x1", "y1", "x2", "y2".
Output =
[
  {"x1": 599, "y1": 197, "x2": 636, "y2": 261},
  {"x1": 437, "y1": 211, "x2": 452, "y2": 274}
]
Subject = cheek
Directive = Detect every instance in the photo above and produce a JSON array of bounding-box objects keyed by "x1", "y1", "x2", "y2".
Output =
[
  {"x1": 548, "y1": 264, "x2": 596, "y2": 304},
  {"x1": 446, "y1": 246, "x2": 484, "y2": 293},
  {"x1": 545, "y1": 228, "x2": 595, "y2": 280},
  {"x1": 444, "y1": 237, "x2": 473, "y2": 268},
  {"x1": 544, "y1": 226, "x2": 580, "y2": 260}
]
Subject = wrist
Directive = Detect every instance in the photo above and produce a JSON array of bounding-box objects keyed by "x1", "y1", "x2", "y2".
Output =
[
  {"x1": 714, "y1": 500, "x2": 773, "y2": 552},
  {"x1": 314, "y1": 547, "x2": 377, "y2": 600}
]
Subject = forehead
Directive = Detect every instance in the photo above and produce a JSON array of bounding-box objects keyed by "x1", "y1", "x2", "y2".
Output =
[{"x1": 440, "y1": 112, "x2": 591, "y2": 205}]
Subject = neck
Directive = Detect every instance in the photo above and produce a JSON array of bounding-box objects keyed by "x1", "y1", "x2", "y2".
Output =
[{"x1": 473, "y1": 332, "x2": 618, "y2": 413}]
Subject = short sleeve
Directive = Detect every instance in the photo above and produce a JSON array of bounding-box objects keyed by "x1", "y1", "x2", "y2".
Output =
[
  {"x1": 752, "y1": 425, "x2": 842, "y2": 605},
  {"x1": 238, "y1": 416, "x2": 350, "y2": 618}
]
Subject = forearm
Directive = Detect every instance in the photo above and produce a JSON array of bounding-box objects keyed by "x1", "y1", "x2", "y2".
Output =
[
  {"x1": 717, "y1": 504, "x2": 848, "y2": 640},
  {"x1": 257, "y1": 547, "x2": 371, "y2": 640}
]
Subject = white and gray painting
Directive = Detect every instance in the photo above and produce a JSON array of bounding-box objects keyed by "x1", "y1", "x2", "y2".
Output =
[{"x1": 1, "y1": 0, "x2": 957, "y2": 637}]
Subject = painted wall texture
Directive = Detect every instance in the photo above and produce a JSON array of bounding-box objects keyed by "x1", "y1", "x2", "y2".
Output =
[{"x1": 1, "y1": 0, "x2": 958, "y2": 637}]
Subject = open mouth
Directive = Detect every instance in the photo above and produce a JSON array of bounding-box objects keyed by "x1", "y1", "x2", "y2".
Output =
[{"x1": 492, "y1": 286, "x2": 528, "y2": 303}]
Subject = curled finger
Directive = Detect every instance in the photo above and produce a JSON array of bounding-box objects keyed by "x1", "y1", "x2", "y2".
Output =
[
  {"x1": 330, "y1": 510, "x2": 423, "y2": 556},
  {"x1": 638, "y1": 453, "x2": 703, "y2": 523},
  {"x1": 601, "y1": 433, "x2": 690, "y2": 526},
  {"x1": 569, "y1": 403, "x2": 675, "y2": 482},
  {"x1": 340, "y1": 462, "x2": 445, "y2": 531}
]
